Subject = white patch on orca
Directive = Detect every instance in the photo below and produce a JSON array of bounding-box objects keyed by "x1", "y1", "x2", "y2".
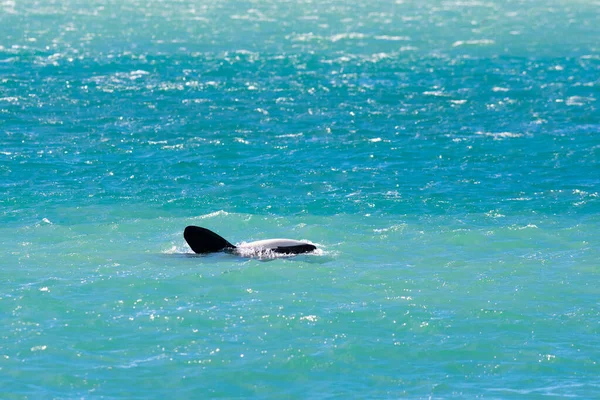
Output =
[{"x1": 237, "y1": 239, "x2": 311, "y2": 250}]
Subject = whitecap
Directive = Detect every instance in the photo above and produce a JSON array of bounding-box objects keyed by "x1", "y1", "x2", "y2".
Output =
[
  {"x1": 452, "y1": 39, "x2": 495, "y2": 47},
  {"x1": 374, "y1": 35, "x2": 410, "y2": 41},
  {"x1": 329, "y1": 32, "x2": 365, "y2": 42},
  {"x1": 476, "y1": 131, "x2": 523, "y2": 139},
  {"x1": 566, "y1": 96, "x2": 595, "y2": 106},
  {"x1": 423, "y1": 90, "x2": 448, "y2": 97},
  {"x1": 286, "y1": 32, "x2": 322, "y2": 42},
  {"x1": 373, "y1": 224, "x2": 406, "y2": 233},
  {"x1": 197, "y1": 210, "x2": 229, "y2": 219}
]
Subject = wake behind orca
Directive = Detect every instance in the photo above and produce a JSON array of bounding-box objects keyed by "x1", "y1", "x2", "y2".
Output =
[{"x1": 183, "y1": 226, "x2": 317, "y2": 255}]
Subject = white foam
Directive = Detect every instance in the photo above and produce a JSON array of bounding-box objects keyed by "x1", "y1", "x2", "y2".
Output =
[
  {"x1": 374, "y1": 35, "x2": 410, "y2": 41},
  {"x1": 476, "y1": 131, "x2": 523, "y2": 139},
  {"x1": 234, "y1": 240, "x2": 322, "y2": 259},
  {"x1": 197, "y1": 210, "x2": 229, "y2": 219},
  {"x1": 452, "y1": 39, "x2": 495, "y2": 47},
  {"x1": 329, "y1": 32, "x2": 366, "y2": 42},
  {"x1": 234, "y1": 247, "x2": 294, "y2": 259},
  {"x1": 234, "y1": 137, "x2": 250, "y2": 144}
]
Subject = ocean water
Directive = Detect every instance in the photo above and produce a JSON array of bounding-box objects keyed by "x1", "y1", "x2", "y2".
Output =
[{"x1": 1, "y1": 0, "x2": 600, "y2": 397}]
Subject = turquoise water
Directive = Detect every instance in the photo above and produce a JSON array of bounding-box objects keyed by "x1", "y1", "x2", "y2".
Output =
[{"x1": 2, "y1": 0, "x2": 600, "y2": 397}]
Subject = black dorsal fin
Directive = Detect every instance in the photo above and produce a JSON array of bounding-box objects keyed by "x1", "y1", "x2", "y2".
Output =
[{"x1": 184, "y1": 226, "x2": 236, "y2": 254}]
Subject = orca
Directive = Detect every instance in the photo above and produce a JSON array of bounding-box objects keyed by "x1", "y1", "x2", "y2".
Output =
[{"x1": 183, "y1": 226, "x2": 317, "y2": 255}]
